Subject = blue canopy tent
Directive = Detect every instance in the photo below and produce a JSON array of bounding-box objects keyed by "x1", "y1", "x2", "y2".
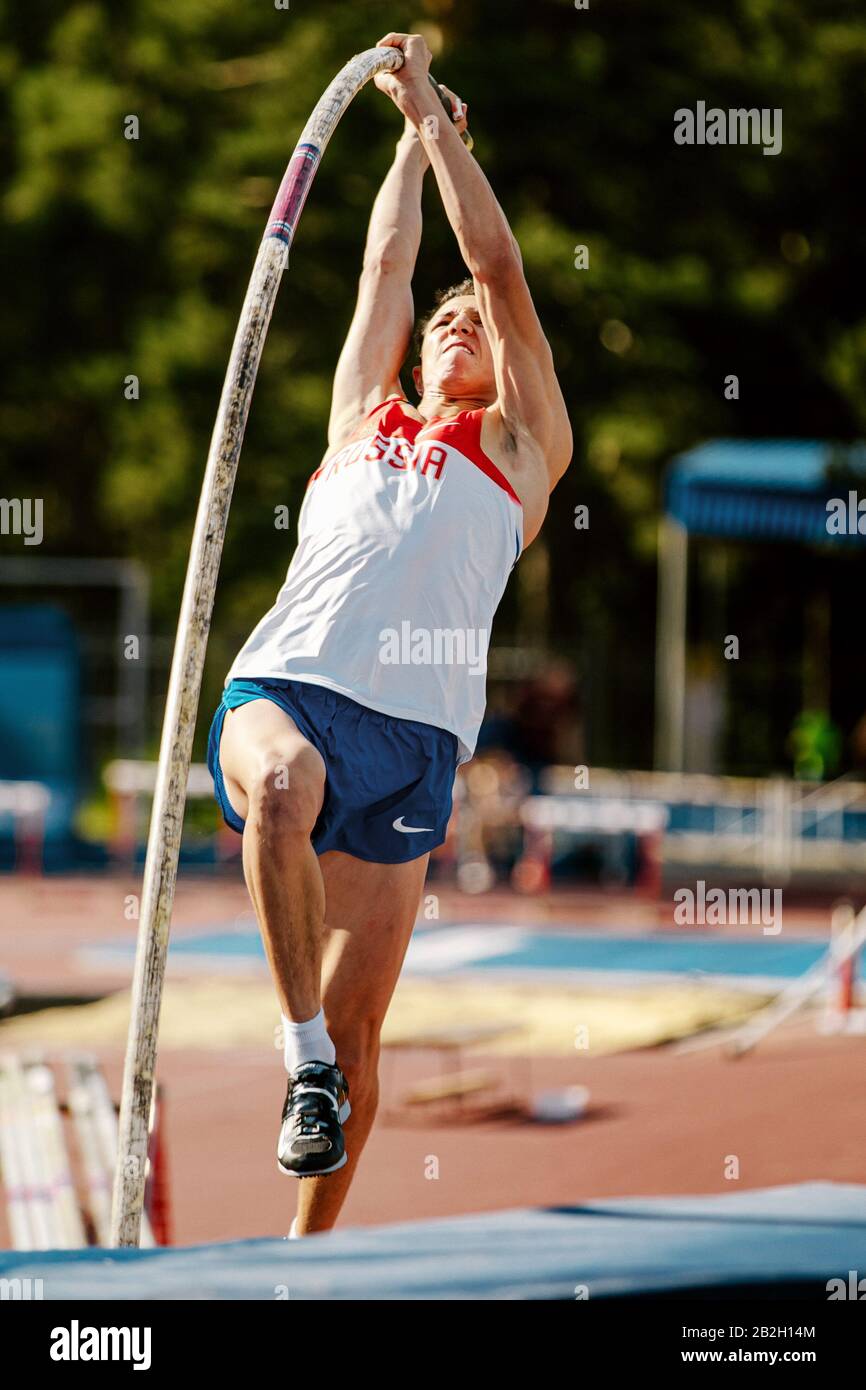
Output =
[
  {"x1": 654, "y1": 440, "x2": 866, "y2": 770},
  {"x1": 0, "y1": 606, "x2": 80, "y2": 858},
  {"x1": 0, "y1": 558, "x2": 150, "y2": 868}
]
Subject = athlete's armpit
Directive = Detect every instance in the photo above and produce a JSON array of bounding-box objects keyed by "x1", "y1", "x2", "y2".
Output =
[{"x1": 473, "y1": 252, "x2": 572, "y2": 488}]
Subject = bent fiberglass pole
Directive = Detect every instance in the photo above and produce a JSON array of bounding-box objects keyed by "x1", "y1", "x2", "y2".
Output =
[{"x1": 110, "y1": 45, "x2": 470, "y2": 1248}]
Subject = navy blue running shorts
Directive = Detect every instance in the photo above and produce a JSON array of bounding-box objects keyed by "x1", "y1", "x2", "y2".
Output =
[{"x1": 206, "y1": 677, "x2": 459, "y2": 864}]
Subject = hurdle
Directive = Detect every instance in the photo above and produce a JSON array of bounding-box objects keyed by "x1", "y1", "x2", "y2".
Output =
[
  {"x1": 674, "y1": 901, "x2": 866, "y2": 1057},
  {"x1": 819, "y1": 900, "x2": 866, "y2": 1032},
  {"x1": 110, "y1": 46, "x2": 470, "y2": 1247},
  {"x1": 104, "y1": 758, "x2": 234, "y2": 866},
  {"x1": 0, "y1": 780, "x2": 49, "y2": 873},
  {"x1": 515, "y1": 794, "x2": 668, "y2": 896}
]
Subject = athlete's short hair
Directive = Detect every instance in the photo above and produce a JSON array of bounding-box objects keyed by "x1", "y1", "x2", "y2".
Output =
[{"x1": 412, "y1": 277, "x2": 476, "y2": 361}]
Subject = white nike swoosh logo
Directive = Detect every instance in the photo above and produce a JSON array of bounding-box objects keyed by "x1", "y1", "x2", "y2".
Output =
[{"x1": 393, "y1": 816, "x2": 434, "y2": 833}]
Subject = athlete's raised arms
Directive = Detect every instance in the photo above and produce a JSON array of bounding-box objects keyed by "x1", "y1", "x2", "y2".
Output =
[
  {"x1": 375, "y1": 32, "x2": 572, "y2": 493},
  {"x1": 327, "y1": 130, "x2": 423, "y2": 449},
  {"x1": 327, "y1": 83, "x2": 468, "y2": 452}
]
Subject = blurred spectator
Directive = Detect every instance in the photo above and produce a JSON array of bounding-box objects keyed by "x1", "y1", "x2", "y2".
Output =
[
  {"x1": 478, "y1": 660, "x2": 581, "y2": 790},
  {"x1": 788, "y1": 709, "x2": 842, "y2": 781}
]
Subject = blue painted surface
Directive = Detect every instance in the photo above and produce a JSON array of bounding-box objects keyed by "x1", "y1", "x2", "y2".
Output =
[
  {"x1": 460, "y1": 932, "x2": 826, "y2": 978},
  {"x1": 134, "y1": 925, "x2": 860, "y2": 981}
]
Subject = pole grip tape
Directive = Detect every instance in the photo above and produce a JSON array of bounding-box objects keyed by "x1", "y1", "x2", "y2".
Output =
[{"x1": 266, "y1": 142, "x2": 322, "y2": 245}]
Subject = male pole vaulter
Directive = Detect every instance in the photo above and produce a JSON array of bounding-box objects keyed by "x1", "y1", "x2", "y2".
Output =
[{"x1": 207, "y1": 32, "x2": 571, "y2": 1234}]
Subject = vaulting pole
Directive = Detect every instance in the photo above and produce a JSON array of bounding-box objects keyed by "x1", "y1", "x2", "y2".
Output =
[{"x1": 109, "y1": 45, "x2": 417, "y2": 1248}]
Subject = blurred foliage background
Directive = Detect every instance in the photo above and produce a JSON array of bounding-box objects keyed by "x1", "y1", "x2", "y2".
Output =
[{"x1": 1, "y1": 0, "x2": 865, "y2": 778}]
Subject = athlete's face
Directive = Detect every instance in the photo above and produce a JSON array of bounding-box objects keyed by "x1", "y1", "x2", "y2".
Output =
[{"x1": 418, "y1": 296, "x2": 496, "y2": 401}]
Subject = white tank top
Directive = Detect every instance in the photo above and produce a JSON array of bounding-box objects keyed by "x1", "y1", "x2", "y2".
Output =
[{"x1": 227, "y1": 397, "x2": 523, "y2": 763}]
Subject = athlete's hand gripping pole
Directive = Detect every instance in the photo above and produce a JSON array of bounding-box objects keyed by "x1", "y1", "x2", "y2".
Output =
[{"x1": 110, "y1": 44, "x2": 468, "y2": 1249}]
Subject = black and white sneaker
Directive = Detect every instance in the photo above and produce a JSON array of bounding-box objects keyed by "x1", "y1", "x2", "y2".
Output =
[{"x1": 277, "y1": 1060, "x2": 351, "y2": 1178}]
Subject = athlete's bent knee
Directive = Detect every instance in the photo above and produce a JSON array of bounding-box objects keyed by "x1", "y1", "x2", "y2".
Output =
[{"x1": 246, "y1": 746, "x2": 325, "y2": 838}]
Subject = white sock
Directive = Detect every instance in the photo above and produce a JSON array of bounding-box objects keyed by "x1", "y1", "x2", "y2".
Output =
[{"x1": 282, "y1": 1007, "x2": 336, "y2": 1071}]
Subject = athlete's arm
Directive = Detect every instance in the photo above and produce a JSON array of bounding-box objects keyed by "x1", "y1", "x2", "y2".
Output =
[
  {"x1": 326, "y1": 126, "x2": 428, "y2": 449},
  {"x1": 376, "y1": 32, "x2": 572, "y2": 488}
]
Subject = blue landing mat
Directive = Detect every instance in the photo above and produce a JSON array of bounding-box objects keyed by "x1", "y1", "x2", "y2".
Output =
[{"x1": 2, "y1": 1183, "x2": 864, "y2": 1300}]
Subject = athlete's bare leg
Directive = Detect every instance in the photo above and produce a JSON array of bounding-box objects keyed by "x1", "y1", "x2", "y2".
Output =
[
  {"x1": 294, "y1": 850, "x2": 430, "y2": 1235},
  {"x1": 218, "y1": 699, "x2": 327, "y2": 1021},
  {"x1": 219, "y1": 702, "x2": 431, "y2": 1226}
]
